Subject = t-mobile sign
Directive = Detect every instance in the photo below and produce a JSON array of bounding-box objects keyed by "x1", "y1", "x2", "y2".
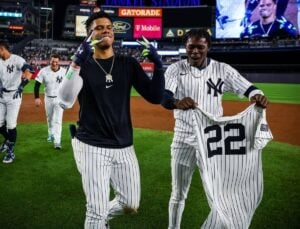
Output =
[{"x1": 133, "y1": 18, "x2": 162, "y2": 39}]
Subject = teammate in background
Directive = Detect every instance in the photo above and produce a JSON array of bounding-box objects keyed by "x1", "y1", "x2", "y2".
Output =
[
  {"x1": 216, "y1": 0, "x2": 247, "y2": 38},
  {"x1": 161, "y1": 29, "x2": 268, "y2": 229},
  {"x1": 57, "y1": 11, "x2": 164, "y2": 228},
  {"x1": 0, "y1": 40, "x2": 33, "y2": 163},
  {"x1": 240, "y1": 0, "x2": 297, "y2": 38},
  {"x1": 241, "y1": 0, "x2": 290, "y2": 27},
  {"x1": 34, "y1": 54, "x2": 66, "y2": 149}
]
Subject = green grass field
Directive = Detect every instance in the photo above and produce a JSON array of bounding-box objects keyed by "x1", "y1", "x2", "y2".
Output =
[
  {"x1": 2, "y1": 81, "x2": 299, "y2": 228},
  {"x1": 24, "y1": 81, "x2": 300, "y2": 104},
  {"x1": 0, "y1": 124, "x2": 299, "y2": 228}
]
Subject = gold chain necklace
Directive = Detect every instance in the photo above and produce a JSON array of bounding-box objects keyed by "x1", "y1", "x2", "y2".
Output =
[{"x1": 93, "y1": 56, "x2": 115, "y2": 83}]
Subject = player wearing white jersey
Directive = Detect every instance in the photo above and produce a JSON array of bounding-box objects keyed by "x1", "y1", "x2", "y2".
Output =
[
  {"x1": 186, "y1": 104, "x2": 273, "y2": 228},
  {"x1": 161, "y1": 29, "x2": 268, "y2": 229},
  {"x1": 34, "y1": 54, "x2": 66, "y2": 149},
  {"x1": 216, "y1": 0, "x2": 247, "y2": 38},
  {"x1": 0, "y1": 40, "x2": 33, "y2": 163}
]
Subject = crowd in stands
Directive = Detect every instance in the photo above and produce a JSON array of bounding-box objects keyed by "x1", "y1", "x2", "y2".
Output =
[{"x1": 18, "y1": 37, "x2": 300, "y2": 73}]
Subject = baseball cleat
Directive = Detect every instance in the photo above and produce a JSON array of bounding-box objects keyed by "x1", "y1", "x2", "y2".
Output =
[
  {"x1": 54, "y1": 143, "x2": 62, "y2": 150},
  {"x1": 3, "y1": 153, "x2": 15, "y2": 164},
  {"x1": 0, "y1": 142, "x2": 8, "y2": 153}
]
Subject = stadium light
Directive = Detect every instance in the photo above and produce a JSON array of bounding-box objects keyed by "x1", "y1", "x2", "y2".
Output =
[
  {"x1": 41, "y1": 7, "x2": 52, "y2": 11},
  {"x1": 40, "y1": 7, "x2": 54, "y2": 40}
]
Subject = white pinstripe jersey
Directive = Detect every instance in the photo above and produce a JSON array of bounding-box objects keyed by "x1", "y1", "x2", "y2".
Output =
[
  {"x1": 0, "y1": 54, "x2": 26, "y2": 90},
  {"x1": 35, "y1": 66, "x2": 66, "y2": 97},
  {"x1": 165, "y1": 59, "x2": 262, "y2": 141},
  {"x1": 187, "y1": 104, "x2": 273, "y2": 229}
]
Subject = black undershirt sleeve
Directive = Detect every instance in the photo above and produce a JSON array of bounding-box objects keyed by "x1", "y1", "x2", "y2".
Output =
[
  {"x1": 34, "y1": 81, "x2": 41, "y2": 99},
  {"x1": 161, "y1": 89, "x2": 177, "y2": 110},
  {"x1": 244, "y1": 85, "x2": 259, "y2": 98}
]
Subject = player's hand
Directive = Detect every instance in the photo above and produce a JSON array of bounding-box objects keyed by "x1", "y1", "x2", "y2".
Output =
[
  {"x1": 137, "y1": 36, "x2": 163, "y2": 69},
  {"x1": 35, "y1": 98, "x2": 42, "y2": 107},
  {"x1": 174, "y1": 97, "x2": 198, "y2": 110},
  {"x1": 72, "y1": 32, "x2": 103, "y2": 66},
  {"x1": 217, "y1": 15, "x2": 229, "y2": 30},
  {"x1": 240, "y1": 10, "x2": 252, "y2": 27},
  {"x1": 251, "y1": 94, "x2": 268, "y2": 109},
  {"x1": 13, "y1": 87, "x2": 23, "y2": 99}
]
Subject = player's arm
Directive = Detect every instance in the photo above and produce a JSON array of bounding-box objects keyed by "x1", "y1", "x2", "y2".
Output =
[
  {"x1": 34, "y1": 81, "x2": 42, "y2": 107},
  {"x1": 133, "y1": 36, "x2": 165, "y2": 104},
  {"x1": 57, "y1": 64, "x2": 83, "y2": 109},
  {"x1": 242, "y1": 84, "x2": 268, "y2": 108},
  {"x1": 225, "y1": 64, "x2": 268, "y2": 108},
  {"x1": 161, "y1": 90, "x2": 197, "y2": 110},
  {"x1": 241, "y1": 0, "x2": 259, "y2": 27},
  {"x1": 21, "y1": 63, "x2": 34, "y2": 80},
  {"x1": 57, "y1": 32, "x2": 103, "y2": 109},
  {"x1": 13, "y1": 63, "x2": 33, "y2": 100}
]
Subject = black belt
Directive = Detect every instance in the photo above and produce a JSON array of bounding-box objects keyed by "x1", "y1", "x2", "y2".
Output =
[
  {"x1": 2, "y1": 88, "x2": 16, "y2": 92},
  {"x1": 47, "y1": 96, "x2": 57, "y2": 98}
]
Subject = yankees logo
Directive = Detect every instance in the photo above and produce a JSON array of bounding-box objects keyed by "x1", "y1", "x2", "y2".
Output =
[
  {"x1": 7, "y1": 64, "x2": 14, "y2": 73},
  {"x1": 56, "y1": 76, "x2": 63, "y2": 83},
  {"x1": 206, "y1": 78, "x2": 224, "y2": 97}
]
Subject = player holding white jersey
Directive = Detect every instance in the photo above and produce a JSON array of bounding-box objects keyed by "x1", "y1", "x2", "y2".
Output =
[
  {"x1": 34, "y1": 54, "x2": 66, "y2": 149},
  {"x1": 161, "y1": 29, "x2": 268, "y2": 229},
  {"x1": 0, "y1": 40, "x2": 33, "y2": 163},
  {"x1": 186, "y1": 104, "x2": 273, "y2": 229}
]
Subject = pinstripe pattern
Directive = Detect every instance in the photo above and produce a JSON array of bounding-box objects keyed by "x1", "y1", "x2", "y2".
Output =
[
  {"x1": 0, "y1": 54, "x2": 26, "y2": 129},
  {"x1": 72, "y1": 138, "x2": 140, "y2": 229},
  {"x1": 165, "y1": 58, "x2": 263, "y2": 229},
  {"x1": 187, "y1": 104, "x2": 273, "y2": 229}
]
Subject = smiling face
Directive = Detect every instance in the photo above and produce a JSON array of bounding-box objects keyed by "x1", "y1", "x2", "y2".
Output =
[
  {"x1": 185, "y1": 36, "x2": 209, "y2": 67},
  {"x1": 90, "y1": 17, "x2": 114, "y2": 51},
  {"x1": 259, "y1": 0, "x2": 276, "y2": 20},
  {"x1": 50, "y1": 57, "x2": 60, "y2": 71}
]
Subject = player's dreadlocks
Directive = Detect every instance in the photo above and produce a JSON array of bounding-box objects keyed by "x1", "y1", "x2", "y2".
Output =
[{"x1": 183, "y1": 29, "x2": 212, "y2": 48}]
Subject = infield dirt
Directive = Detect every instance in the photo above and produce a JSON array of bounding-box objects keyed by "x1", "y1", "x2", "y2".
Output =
[{"x1": 20, "y1": 95, "x2": 300, "y2": 146}]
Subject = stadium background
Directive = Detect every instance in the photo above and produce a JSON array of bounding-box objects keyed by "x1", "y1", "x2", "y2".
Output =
[{"x1": 0, "y1": 0, "x2": 299, "y2": 228}]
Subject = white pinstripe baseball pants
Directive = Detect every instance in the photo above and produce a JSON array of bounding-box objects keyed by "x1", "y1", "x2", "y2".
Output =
[
  {"x1": 0, "y1": 91, "x2": 22, "y2": 129},
  {"x1": 168, "y1": 141, "x2": 199, "y2": 229},
  {"x1": 72, "y1": 138, "x2": 141, "y2": 229}
]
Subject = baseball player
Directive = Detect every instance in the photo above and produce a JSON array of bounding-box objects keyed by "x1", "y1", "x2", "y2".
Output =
[
  {"x1": 241, "y1": 0, "x2": 290, "y2": 27},
  {"x1": 57, "y1": 12, "x2": 164, "y2": 228},
  {"x1": 34, "y1": 53, "x2": 66, "y2": 149},
  {"x1": 161, "y1": 29, "x2": 268, "y2": 229},
  {"x1": 186, "y1": 104, "x2": 273, "y2": 228},
  {"x1": 240, "y1": 0, "x2": 297, "y2": 38},
  {"x1": 0, "y1": 40, "x2": 33, "y2": 163}
]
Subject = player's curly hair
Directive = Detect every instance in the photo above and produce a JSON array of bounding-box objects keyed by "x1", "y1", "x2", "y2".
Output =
[
  {"x1": 183, "y1": 29, "x2": 212, "y2": 48},
  {"x1": 85, "y1": 11, "x2": 113, "y2": 33}
]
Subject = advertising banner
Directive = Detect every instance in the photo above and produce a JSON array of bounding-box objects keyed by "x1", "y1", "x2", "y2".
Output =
[{"x1": 133, "y1": 18, "x2": 162, "y2": 39}]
